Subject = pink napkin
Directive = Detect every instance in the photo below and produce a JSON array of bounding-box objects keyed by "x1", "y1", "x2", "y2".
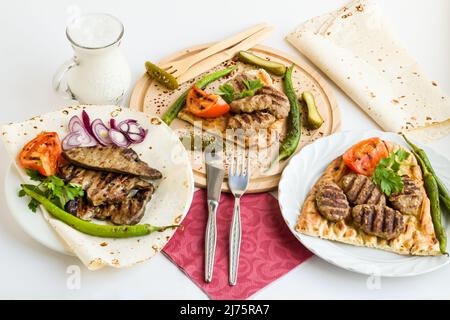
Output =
[{"x1": 163, "y1": 190, "x2": 313, "y2": 300}]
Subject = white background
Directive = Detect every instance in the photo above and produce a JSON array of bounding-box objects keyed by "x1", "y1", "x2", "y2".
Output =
[{"x1": 1, "y1": 0, "x2": 449, "y2": 299}]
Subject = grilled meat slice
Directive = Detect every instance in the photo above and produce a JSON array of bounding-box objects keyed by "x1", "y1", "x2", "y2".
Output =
[
  {"x1": 352, "y1": 204, "x2": 405, "y2": 240},
  {"x1": 389, "y1": 175, "x2": 423, "y2": 215},
  {"x1": 341, "y1": 173, "x2": 386, "y2": 206},
  {"x1": 227, "y1": 69, "x2": 273, "y2": 93},
  {"x1": 59, "y1": 164, "x2": 153, "y2": 206},
  {"x1": 227, "y1": 111, "x2": 276, "y2": 130},
  {"x1": 65, "y1": 188, "x2": 154, "y2": 225},
  {"x1": 230, "y1": 86, "x2": 290, "y2": 119},
  {"x1": 315, "y1": 181, "x2": 350, "y2": 222},
  {"x1": 62, "y1": 146, "x2": 162, "y2": 179}
]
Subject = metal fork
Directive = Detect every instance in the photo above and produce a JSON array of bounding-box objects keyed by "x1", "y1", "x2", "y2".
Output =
[{"x1": 228, "y1": 148, "x2": 250, "y2": 286}]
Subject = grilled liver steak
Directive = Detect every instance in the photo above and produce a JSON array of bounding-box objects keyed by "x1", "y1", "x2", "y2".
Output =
[
  {"x1": 341, "y1": 173, "x2": 386, "y2": 206},
  {"x1": 65, "y1": 188, "x2": 154, "y2": 225},
  {"x1": 352, "y1": 204, "x2": 405, "y2": 240},
  {"x1": 315, "y1": 181, "x2": 350, "y2": 222},
  {"x1": 62, "y1": 146, "x2": 162, "y2": 179},
  {"x1": 59, "y1": 164, "x2": 153, "y2": 206},
  {"x1": 389, "y1": 175, "x2": 423, "y2": 215},
  {"x1": 227, "y1": 111, "x2": 276, "y2": 130},
  {"x1": 230, "y1": 86, "x2": 289, "y2": 119}
]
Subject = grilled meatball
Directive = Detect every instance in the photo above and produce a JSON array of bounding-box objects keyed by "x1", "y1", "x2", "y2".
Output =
[
  {"x1": 227, "y1": 111, "x2": 276, "y2": 130},
  {"x1": 341, "y1": 173, "x2": 385, "y2": 206},
  {"x1": 389, "y1": 175, "x2": 423, "y2": 215},
  {"x1": 352, "y1": 204, "x2": 405, "y2": 240},
  {"x1": 315, "y1": 181, "x2": 350, "y2": 222}
]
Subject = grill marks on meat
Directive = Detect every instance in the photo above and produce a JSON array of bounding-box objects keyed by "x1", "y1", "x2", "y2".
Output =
[
  {"x1": 352, "y1": 204, "x2": 405, "y2": 240},
  {"x1": 62, "y1": 146, "x2": 162, "y2": 179},
  {"x1": 227, "y1": 111, "x2": 276, "y2": 131},
  {"x1": 229, "y1": 86, "x2": 290, "y2": 119},
  {"x1": 389, "y1": 175, "x2": 423, "y2": 215},
  {"x1": 341, "y1": 173, "x2": 386, "y2": 206},
  {"x1": 65, "y1": 188, "x2": 154, "y2": 225},
  {"x1": 59, "y1": 165, "x2": 153, "y2": 206},
  {"x1": 315, "y1": 181, "x2": 350, "y2": 222}
]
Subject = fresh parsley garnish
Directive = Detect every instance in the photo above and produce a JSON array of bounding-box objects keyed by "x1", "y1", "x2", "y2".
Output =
[
  {"x1": 18, "y1": 169, "x2": 84, "y2": 212},
  {"x1": 372, "y1": 150, "x2": 410, "y2": 196},
  {"x1": 216, "y1": 79, "x2": 264, "y2": 103}
]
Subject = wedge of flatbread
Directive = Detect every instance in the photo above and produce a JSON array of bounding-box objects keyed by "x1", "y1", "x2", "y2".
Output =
[{"x1": 296, "y1": 141, "x2": 440, "y2": 256}]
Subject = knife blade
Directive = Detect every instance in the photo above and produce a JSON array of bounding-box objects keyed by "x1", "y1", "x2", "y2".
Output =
[{"x1": 204, "y1": 150, "x2": 224, "y2": 282}]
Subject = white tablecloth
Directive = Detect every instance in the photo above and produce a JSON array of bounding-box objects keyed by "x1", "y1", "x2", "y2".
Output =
[{"x1": 0, "y1": 0, "x2": 449, "y2": 299}]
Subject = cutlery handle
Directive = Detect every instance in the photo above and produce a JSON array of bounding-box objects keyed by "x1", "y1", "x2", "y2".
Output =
[
  {"x1": 205, "y1": 200, "x2": 218, "y2": 283},
  {"x1": 229, "y1": 197, "x2": 241, "y2": 286}
]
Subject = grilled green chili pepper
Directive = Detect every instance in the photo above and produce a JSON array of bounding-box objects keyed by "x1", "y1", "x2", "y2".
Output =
[
  {"x1": 21, "y1": 185, "x2": 178, "y2": 238},
  {"x1": 275, "y1": 65, "x2": 301, "y2": 162},
  {"x1": 161, "y1": 66, "x2": 237, "y2": 125},
  {"x1": 403, "y1": 134, "x2": 450, "y2": 212},
  {"x1": 301, "y1": 91, "x2": 324, "y2": 130},
  {"x1": 411, "y1": 153, "x2": 447, "y2": 254},
  {"x1": 237, "y1": 51, "x2": 286, "y2": 76},
  {"x1": 145, "y1": 61, "x2": 179, "y2": 90}
]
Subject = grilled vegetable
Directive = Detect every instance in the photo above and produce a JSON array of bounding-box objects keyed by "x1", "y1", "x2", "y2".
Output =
[
  {"x1": 301, "y1": 91, "x2": 324, "y2": 129},
  {"x1": 21, "y1": 185, "x2": 178, "y2": 238},
  {"x1": 145, "y1": 61, "x2": 179, "y2": 90},
  {"x1": 275, "y1": 65, "x2": 301, "y2": 162},
  {"x1": 412, "y1": 152, "x2": 447, "y2": 254},
  {"x1": 343, "y1": 137, "x2": 389, "y2": 176},
  {"x1": 186, "y1": 86, "x2": 230, "y2": 118},
  {"x1": 18, "y1": 132, "x2": 62, "y2": 177},
  {"x1": 237, "y1": 51, "x2": 286, "y2": 76},
  {"x1": 403, "y1": 134, "x2": 450, "y2": 212},
  {"x1": 162, "y1": 66, "x2": 237, "y2": 125}
]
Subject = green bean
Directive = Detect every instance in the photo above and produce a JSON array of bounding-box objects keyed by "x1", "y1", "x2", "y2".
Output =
[
  {"x1": 403, "y1": 134, "x2": 450, "y2": 212},
  {"x1": 22, "y1": 185, "x2": 178, "y2": 239},
  {"x1": 411, "y1": 153, "x2": 447, "y2": 254},
  {"x1": 275, "y1": 64, "x2": 301, "y2": 162},
  {"x1": 161, "y1": 66, "x2": 238, "y2": 125}
]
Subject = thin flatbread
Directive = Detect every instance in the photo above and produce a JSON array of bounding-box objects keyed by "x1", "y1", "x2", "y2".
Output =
[{"x1": 296, "y1": 142, "x2": 440, "y2": 256}]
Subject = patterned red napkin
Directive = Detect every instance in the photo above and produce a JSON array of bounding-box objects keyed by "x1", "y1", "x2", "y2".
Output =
[{"x1": 163, "y1": 190, "x2": 313, "y2": 300}]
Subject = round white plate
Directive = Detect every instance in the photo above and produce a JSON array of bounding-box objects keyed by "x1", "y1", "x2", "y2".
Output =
[
  {"x1": 278, "y1": 130, "x2": 450, "y2": 277},
  {"x1": 3, "y1": 105, "x2": 194, "y2": 264}
]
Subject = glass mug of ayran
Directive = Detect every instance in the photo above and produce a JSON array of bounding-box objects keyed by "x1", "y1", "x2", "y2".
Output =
[{"x1": 53, "y1": 13, "x2": 131, "y2": 105}]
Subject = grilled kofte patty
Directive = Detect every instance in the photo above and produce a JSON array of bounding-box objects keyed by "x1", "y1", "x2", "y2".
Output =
[
  {"x1": 352, "y1": 204, "x2": 405, "y2": 240},
  {"x1": 59, "y1": 164, "x2": 153, "y2": 206},
  {"x1": 389, "y1": 175, "x2": 423, "y2": 216},
  {"x1": 315, "y1": 181, "x2": 350, "y2": 222},
  {"x1": 341, "y1": 173, "x2": 386, "y2": 206},
  {"x1": 227, "y1": 111, "x2": 276, "y2": 130},
  {"x1": 65, "y1": 188, "x2": 154, "y2": 225},
  {"x1": 62, "y1": 146, "x2": 162, "y2": 180}
]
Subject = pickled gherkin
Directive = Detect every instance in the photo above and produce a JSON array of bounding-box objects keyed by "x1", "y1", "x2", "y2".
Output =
[{"x1": 145, "y1": 61, "x2": 179, "y2": 90}]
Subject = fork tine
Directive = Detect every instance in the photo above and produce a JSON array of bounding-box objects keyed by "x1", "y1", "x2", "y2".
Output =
[
  {"x1": 229, "y1": 154, "x2": 234, "y2": 177},
  {"x1": 240, "y1": 149, "x2": 246, "y2": 176},
  {"x1": 246, "y1": 149, "x2": 251, "y2": 178}
]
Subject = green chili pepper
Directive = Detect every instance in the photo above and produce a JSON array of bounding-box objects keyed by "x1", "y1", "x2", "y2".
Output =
[
  {"x1": 275, "y1": 64, "x2": 301, "y2": 162},
  {"x1": 21, "y1": 185, "x2": 178, "y2": 239},
  {"x1": 411, "y1": 153, "x2": 447, "y2": 254},
  {"x1": 161, "y1": 66, "x2": 238, "y2": 125},
  {"x1": 403, "y1": 134, "x2": 450, "y2": 212}
]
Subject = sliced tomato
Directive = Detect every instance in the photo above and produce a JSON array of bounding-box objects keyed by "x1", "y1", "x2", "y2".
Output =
[
  {"x1": 186, "y1": 86, "x2": 230, "y2": 118},
  {"x1": 18, "y1": 132, "x2": 62, "y2": 176},
  {"x1": 342, "y1": 137, "x2": 389, "y2": 176}
]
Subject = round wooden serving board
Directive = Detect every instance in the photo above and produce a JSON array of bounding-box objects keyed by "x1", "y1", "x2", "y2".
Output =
[{"x1": 130, "y1": 44, "x2": 340, "y2": 193}]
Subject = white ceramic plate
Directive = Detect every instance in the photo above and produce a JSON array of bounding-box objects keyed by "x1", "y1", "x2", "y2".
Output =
[
  {"x1": 2, "y1": 105, "x2": 194, "y2": 269},
  {"x1": 278, "y1": 130, "x2": 450, "y2": 277}
]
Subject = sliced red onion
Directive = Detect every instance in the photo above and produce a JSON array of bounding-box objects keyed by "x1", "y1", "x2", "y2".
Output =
[
  {"x1": 109, "y1": 118, "x2": 117, "y2": 130},
  {"x1": 117, "y1": 119, "x2": 137, "y2": 134},
  {"x1": 126, "y1": 130, "x2": 147, "y2": 143},
  {"x1": 68, "y1": 115, "x2": 85, "y2": 133},
  {"x1": 108, "y1": 129, "x2": 130, "y2": 147},
  {"x1": 91, "y1": 119, "x2": 113, "y2": 146},
  {"x1": 81, "y1": 110, "x2": 95, "y2": 137},
  {"x1": 62, "y1": 130, "x2": 97, "y2": 150}
]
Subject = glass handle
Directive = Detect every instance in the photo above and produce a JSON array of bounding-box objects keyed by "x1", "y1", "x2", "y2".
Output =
[{"x1": 52, "y1": 57, "x2": 77, "y2": 100}]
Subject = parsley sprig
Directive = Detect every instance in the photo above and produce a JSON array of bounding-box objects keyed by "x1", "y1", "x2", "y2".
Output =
[
  {"x1": 18, "y1": 169, "x2": 84, "y2": 212},
  {"x1": 372, "y1": 149, "x2": 410, "y2": 196},
  {"x1": 216, "y1": 79, "x2": 263, "y2": 103}
]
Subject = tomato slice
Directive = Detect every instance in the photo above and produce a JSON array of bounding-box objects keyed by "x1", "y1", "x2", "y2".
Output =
[
  {"x1": 186, "y1": 86, "x2": 230, "y2": 118},
  {"x1": 342, "y1": 137, "x2": 389, "y2": 176},
  {"x1": 18, "y1": 132, "x2": 62, "y2": 176}
]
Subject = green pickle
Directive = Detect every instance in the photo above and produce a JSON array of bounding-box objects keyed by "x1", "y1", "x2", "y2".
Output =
[
  {"x1": 145, "y1": 61, "x2": 179, "y2": 90},
  {"x1": 302, "y1": 91, "x2": 324, "y2": 130},
  {"x1": 237, "y1": 51, "x2": 286, "y2": 76}
]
